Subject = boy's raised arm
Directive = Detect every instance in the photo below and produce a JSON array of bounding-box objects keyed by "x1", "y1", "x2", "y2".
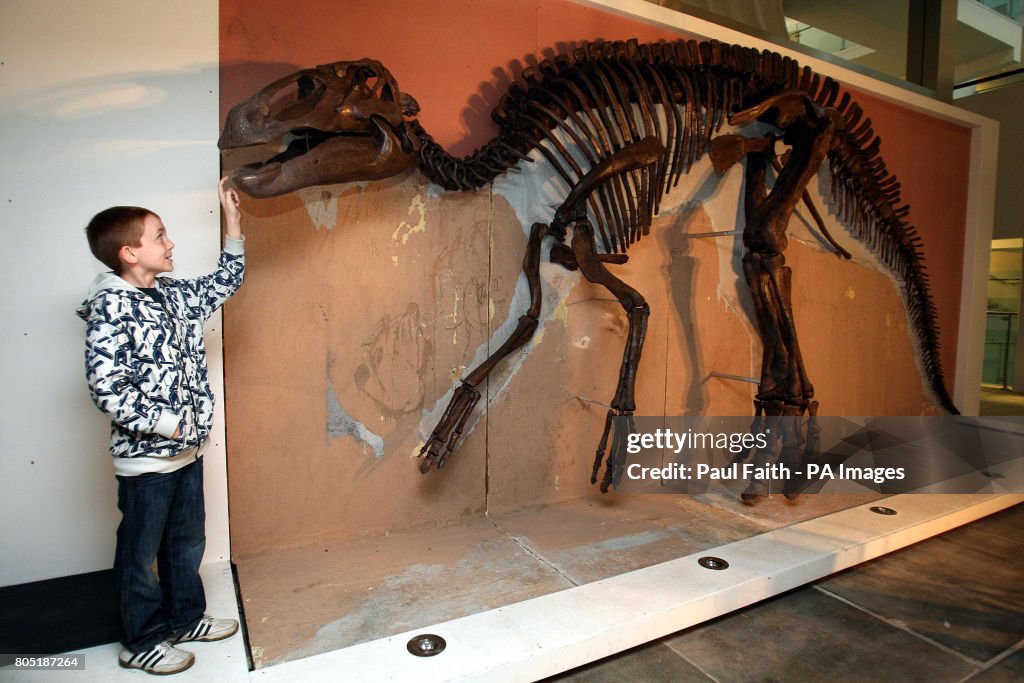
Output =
[
  {"x1": 174, "y1": 177, "x2": 246, "y2": 321},
  {"x1": 218, "y1": 176, "x2": 242, "y2": 240}
]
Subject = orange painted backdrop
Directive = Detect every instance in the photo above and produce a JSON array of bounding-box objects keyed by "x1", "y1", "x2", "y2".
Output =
[{"x1": 220, "y1": 0, "x2": 971, "y2": 557}]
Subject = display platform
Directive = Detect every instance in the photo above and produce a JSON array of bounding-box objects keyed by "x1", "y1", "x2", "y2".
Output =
[
  {"x1": 250, "y1": 493, "x2": 1023, "y2": 682},
  {"x1": 231, "y1": 438, "x2": 1021, "y2": 680},
  {"x1": 235, "y1": 490, "x2": 892, "y2": 668}
]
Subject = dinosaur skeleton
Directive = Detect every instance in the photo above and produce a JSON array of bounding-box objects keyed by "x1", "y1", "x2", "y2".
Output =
[{"x1": 220, "y1": 39, "x2": 958, "y2": 490}]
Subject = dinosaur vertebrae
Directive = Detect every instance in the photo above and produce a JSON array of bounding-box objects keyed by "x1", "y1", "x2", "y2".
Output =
[{"x1": 412, "y1": 38, "x2": 956, "y2": 413}]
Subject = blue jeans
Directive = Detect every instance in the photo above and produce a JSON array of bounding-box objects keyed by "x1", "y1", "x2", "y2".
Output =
[{"x1": 114, "y1": 458, "x2": 206, "y2": 653}]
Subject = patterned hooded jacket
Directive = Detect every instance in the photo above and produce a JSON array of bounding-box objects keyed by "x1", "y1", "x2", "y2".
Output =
[{"x1": 77, "y1": 238, "x2": 244, "y2": 474}]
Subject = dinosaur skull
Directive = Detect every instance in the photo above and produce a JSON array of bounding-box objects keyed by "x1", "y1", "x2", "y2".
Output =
[{"x1": 219, "y1": 60, "x2": 421, "y2": 198}]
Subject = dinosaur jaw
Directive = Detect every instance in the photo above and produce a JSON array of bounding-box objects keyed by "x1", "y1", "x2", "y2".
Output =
[{"x1": 228, "y1": 116, "x2": 417, "y2": 198}]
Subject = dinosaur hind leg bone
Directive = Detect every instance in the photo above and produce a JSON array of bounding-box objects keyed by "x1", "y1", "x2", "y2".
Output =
[
  {"x1": 571, "y1": 218, "x2": 649, "y2": 492},
  {"x1": 743, "y1": 251, "x2": 813, "y2": 414},
  {"x1": 712, "y1": 91, "x2": 843, "y2": 418}
]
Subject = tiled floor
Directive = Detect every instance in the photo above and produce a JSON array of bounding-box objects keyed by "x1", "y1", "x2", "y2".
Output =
[
  {"x1": 547, "y1": 496, "x2": 1024, "y2": 682},
  {"x1": 980, "y1": 387, "x2": 1024, "y2": 417}
]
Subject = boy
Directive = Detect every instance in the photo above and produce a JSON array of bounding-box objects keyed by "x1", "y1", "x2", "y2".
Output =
[{"x1": 77, "y1": 178, "x2": 245, "y2": 675}]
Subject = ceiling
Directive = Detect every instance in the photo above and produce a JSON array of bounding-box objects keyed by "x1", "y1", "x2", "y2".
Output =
[{"x1": 654, "y1": 0, "x2": 1023, "y2": 93}]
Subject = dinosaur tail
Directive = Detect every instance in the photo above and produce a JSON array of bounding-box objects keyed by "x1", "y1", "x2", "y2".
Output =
[{"x1": 794, "y1": 70, "x2": 959, "y2": 415}]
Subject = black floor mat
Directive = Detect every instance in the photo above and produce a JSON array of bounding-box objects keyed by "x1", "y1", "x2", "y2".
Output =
[{"x1": 0, "y1": 569, "x2": 121, "y2": 654}]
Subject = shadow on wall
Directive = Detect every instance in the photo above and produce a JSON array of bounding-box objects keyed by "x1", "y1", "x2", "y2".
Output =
[
  {"x1": 219, "y1": 61, "x2": 303, "y2": 127},
  {"x1": 5, "y1": 63, "x2": 220, "y2": 205}
]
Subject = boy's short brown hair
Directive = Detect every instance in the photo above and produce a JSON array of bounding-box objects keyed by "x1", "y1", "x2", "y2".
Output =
[{"x1": 85, "y1": 207, "x2": 157, "y2": 273}]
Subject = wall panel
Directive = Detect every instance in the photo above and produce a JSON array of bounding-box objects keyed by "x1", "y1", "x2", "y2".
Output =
[
  {"x1": 1, "y1": 0, "x2": 222, "y2": 586},
  {"x1": 220, "y1": 0, "x2": 972, "y2": 556}
]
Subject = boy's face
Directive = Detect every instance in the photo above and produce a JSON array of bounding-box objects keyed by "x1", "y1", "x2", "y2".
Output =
[{"x1": 123, "y1": 214, "x2": 175, "y2": 276}]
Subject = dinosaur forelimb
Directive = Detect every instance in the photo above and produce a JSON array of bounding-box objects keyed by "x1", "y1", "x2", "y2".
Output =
[
  {"x1": 418, "y1": 222, "x2": 547, "y2": 473},
  {"x1": 591, "y1": 409, "x2": 614, "y2": 485},
  {"x1": 549, "y1": 243, "x2": 628, "y2": 271},
  {"x1": 418, "y1": 382, "x2": 481, "y2": 472}
]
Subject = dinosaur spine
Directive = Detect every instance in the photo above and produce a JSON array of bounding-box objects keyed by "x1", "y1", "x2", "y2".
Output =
[{"x1": 409, "y1": 38, "x2": 957, "y2": 413}]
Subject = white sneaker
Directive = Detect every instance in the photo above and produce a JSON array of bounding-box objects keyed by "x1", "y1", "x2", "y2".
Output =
[
  {"x1": 173, "y1": 615, "x2": 239, "y2": 643},
  {"x1": 119, "y1": 640, "x2": 195, "y2": 675}
]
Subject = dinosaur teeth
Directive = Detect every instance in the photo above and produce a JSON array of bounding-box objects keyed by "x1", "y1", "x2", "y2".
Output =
[{"x1": 247, "y1": 124, "x2": 385, "y2": 170}]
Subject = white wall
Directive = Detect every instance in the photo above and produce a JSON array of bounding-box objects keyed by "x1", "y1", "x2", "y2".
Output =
[{"x1": 0, "y1": 0, "x2": 225, "y2": 586}]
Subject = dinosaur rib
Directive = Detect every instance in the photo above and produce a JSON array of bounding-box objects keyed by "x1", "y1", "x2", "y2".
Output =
[{"x1": 407, "y1": 39, "x2": 956, "y2": 413}]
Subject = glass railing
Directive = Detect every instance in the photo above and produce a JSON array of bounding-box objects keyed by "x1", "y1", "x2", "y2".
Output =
[
  {"x1": 984, "y1": 311, "x2": 1018, "y2": 389},
  {"x1": 786, "y1": 21, "x2": 874, "y2": 60},
  {"x1": 975, "y1": 0, "x2": 1023, "y2": 25}
]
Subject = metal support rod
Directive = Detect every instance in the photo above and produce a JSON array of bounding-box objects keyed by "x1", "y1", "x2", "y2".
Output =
[
  {"x1": 684, "y1": 230, "x2": 742, "y2": 238},
  {"x1": 709, "y1": 371, "x2": 760, "y2": 385},
  {"x1": 1002, "y1": 312, "x2": 1013, "y2": 391},
  {"x1": 576, "y1": 396, "x2": 613, "y2": 409}
]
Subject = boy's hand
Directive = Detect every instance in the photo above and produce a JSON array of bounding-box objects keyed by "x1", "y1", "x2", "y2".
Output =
[{"x1": 219, "y1": 176, "x2": 242, "y2": 239}]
